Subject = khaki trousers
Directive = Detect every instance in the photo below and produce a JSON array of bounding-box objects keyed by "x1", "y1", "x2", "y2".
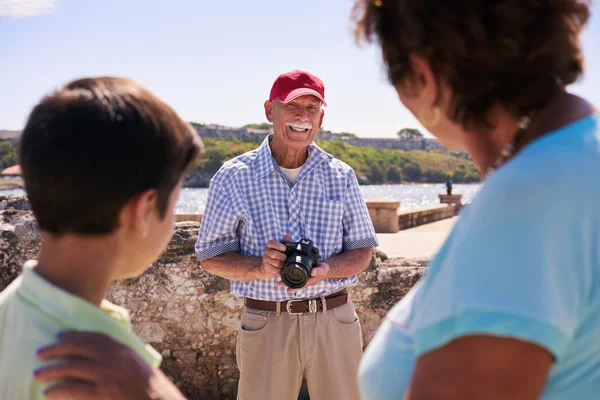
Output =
[{"x1": 236, "y1": 297, "x2": 364, "y2": 400}]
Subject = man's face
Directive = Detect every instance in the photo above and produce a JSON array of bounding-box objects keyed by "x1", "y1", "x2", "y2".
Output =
[{"x1": 265, "y1": 95, "x2": 324, "y2": 150}]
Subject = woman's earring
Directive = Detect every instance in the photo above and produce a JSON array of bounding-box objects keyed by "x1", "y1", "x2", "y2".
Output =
[{"x1": 418, "y1": 106, "x2": 441, "y2": 128}]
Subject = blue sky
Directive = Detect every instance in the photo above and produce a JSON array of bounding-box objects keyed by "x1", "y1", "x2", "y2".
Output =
[{"x1": 1, "y1": 0, "x2": 599, "y2": 138}]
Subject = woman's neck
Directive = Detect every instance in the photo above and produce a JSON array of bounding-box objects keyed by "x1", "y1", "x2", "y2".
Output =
[
  {"x1": 466, "y1": 93, "x2": 596, "y2": 176},
  {"x1": 517, "y1": 94, "x2": 596, "y2": 154}
]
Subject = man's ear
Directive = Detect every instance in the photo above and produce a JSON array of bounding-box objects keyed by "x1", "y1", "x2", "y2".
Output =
[
  {"x1": 264, "y1": 100, "x2": 274, "y2": 123},
  {"x1": 318, "y1": 109, "x2": 324, "y2": 130},
  {"x1": 121, "y1": 189, "x2": 158, "y2": 237}
]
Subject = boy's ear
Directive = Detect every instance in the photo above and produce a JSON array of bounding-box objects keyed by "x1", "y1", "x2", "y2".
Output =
[{"x1": 121, "y1": 189, "x2": 158, "y2": 237}]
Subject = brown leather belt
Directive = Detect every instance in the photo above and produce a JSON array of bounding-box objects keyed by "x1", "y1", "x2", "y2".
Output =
[{"x1": 245, "y1": 288, "x2": 348, "y2": 315}]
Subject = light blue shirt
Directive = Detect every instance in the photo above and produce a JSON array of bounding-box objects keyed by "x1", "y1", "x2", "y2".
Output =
[
  {"x1": 195, "y1": 135, "x2": 378, "y2": 301},
  {"x1": 359, "y1": 114, "x2": 600, "y2": 400}
]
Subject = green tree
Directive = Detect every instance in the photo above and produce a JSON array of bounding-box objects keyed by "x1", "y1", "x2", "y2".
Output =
[
  {"x1": 369, "y1": 164, "x2": 385, "y2": 184},
  {"x1": 0, "y1": 141, "x2": 13, "y2": 155},
  {"x1": 331, "y1": 132, "x2": 358, "y2": 139},
  {"x1": 463, "y1": 169, "x2": 481, "y2": 183},
  {"x1": 0, "y1": 139, "x2": 17, "y2": 170},
  {"x1": 397, "y1": 128, "x2": 424, "y2": 140},
  {"x1": 243, "y1": 123, "x2": 273, "y2": 130},
  {"x1": 423, "y1": 168, "x2": 448, "y2": 183},
  {"x1": 385, "y1": 166, "x2": 403, "y2": 183},
  {"x1": 452, "y1": 169, "x2": 466, "y2": 182},
  {"x1": 402, "y1": 162, "x2": 423, "y2": 181}
]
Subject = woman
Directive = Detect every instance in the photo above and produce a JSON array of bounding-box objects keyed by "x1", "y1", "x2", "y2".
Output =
[{"x1": 353, "y1": 0, "x2": 599, "y2": 399}]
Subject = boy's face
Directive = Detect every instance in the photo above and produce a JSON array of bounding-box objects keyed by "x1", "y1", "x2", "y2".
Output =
[{"x1": 119, "y1": 183, "x2": 182, "y2": 279}]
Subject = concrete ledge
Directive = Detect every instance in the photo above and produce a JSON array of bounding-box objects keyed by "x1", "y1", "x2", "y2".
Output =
[
  {"x1": 439, "y1": 194, "x2": 463, "y2": 208},
  {"x1": 366, "y1": 198, "x2": 401, "y2": 233},
  {"x1": 175, "y1": 199, "x2": 460, "y2": 234},
  {"x1": 398, "y1": 204, "x2": 458, "y2": 230},
  {"x1": 175, "y1": 214, "x2": 203, "y2": 223}
]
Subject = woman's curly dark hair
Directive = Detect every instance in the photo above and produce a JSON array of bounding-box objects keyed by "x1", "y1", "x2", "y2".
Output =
[{"x1": 353, "y1": 0, "x2": 591, "y2": 128}]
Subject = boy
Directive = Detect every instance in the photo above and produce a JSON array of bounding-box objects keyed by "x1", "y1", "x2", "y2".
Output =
[{"x1": 0, "y1": 77, "x2": 203, "y2": 399}]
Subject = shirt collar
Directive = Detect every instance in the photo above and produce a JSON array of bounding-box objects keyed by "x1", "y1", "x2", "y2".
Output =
[
  {"x1": 17, "y1": 261, "x2": 162, "y2": 367},
  {"x1": 254, "y1": 134, "x2": 329, "y2": 181}
]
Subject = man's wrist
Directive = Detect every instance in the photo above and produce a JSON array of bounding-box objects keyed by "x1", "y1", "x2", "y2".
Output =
[
  {"x1": 244, "y1": 261, "x2": 263, "y2": 281},
  {"x1": 320, "y1": 262, "x2": 331, "y2": 280}
]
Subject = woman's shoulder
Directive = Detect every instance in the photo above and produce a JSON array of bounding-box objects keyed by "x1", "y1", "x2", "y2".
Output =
[
  {"x1": 499, "y1": 113, "x2": 598, "y2": 183},
  {"x1": 474, "y1": 114, "x2": 600, "y2": 214}
]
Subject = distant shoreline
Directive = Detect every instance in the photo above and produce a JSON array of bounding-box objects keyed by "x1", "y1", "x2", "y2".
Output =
[
  {"x1": 181, "y1": 181, "x2": 482, "y2": 189},
  {"x1": 0, "y1": 181, "x2": 483, "y2": 195},
  {"x1": 0, "y1": 181, "x2": 22, "y2": 191}
]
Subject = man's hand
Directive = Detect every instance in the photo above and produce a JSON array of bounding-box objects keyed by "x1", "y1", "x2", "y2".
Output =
[
  {"x1": 34, "y1": 331, "x2": 186, "y2": 400},
  {"x1": 256, "y1": 234, "x2": 291, "y2": 280},
  {"x1": 277, "y1": 262, "x2": 330, "y2": 293}
]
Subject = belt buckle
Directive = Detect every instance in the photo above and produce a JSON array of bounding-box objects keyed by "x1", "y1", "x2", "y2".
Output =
[
  {"x1": 286, "y1": 299, "x2": 303, "y2": 315},
  {"x1": 286, "y1": 299, "x2": 318, "y2": 315}
]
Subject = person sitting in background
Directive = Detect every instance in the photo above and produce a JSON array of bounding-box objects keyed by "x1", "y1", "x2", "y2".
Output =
[
  {"x1": 0, "y1": 77, "x2": 202, "y2": 399},
  {"x1": 353, "y1": 0, "x2": 599, "y2": 399}
]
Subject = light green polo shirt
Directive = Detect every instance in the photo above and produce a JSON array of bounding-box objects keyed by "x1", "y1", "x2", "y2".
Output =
[{"x1": 0, "y1": 261, "x2": 162, "y2": 399}]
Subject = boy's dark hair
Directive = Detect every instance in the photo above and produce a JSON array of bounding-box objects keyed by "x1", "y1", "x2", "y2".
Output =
[
  {"x1": 353, "y1": 0, "x2": 590, "y2": 128},
  {"x1": 19, "y1": 77, "x2": 203, "y2": 235}
]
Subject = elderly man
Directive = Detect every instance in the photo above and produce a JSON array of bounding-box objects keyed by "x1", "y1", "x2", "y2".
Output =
[{"x1": 195, "y1": 70, "x2": 378, "y2": 400}]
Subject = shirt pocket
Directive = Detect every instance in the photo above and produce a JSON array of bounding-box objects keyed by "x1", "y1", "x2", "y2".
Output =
[
  {"x1": 303, "y1": 197, "x2": 344, "y2": 259},
  {"x1": 243, "y1": 194, "x2": 281, "y2": 255}
]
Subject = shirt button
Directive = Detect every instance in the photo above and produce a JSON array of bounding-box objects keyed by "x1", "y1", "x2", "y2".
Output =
[{"x1": 292, "y1": 214, "x2": 297, "y2": 219}]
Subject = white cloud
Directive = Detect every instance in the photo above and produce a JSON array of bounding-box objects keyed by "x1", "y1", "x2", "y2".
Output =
[{"x1": 0, "y1": 0, "x2": 56, "y2": 17}]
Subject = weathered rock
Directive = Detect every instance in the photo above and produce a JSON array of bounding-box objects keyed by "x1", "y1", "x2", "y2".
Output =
[
  {"x1": 0, "y1": 195, "x2": 30, "y2": 212},
  {"x1": 0, "y1": 210, "x2": 40, "y2": 291},
  {"x1": 0, "y1": 207, "x2": 427, "y2": 400}
]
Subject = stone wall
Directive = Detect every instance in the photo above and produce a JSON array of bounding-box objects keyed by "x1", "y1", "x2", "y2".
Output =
[
  {"x1": 0, "y1": 202, "x2": 427, "y2": 400},
  {"x1": 365, "y1": 200, "x2": 459, "y2": 233},
  {"x1": 194, "y1": 125, "x2": 269, "y2": 142},
  {"x1": 341, "y1": 137, "x2": 445, "y2": 151},
  {"x1": 398, "y1": 204, "x2": 459, "y2": 230},
  {"x1": 173, "y1": 201, "x2": 459, "y2": 234}
]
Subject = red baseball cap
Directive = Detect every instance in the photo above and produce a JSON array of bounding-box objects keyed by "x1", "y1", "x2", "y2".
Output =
[{"x1": 269, "y1": 70, "x2": 327, "y2": 106}]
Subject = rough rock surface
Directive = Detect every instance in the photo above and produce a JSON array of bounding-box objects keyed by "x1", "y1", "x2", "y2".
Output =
[
  {"x1": 0, "y1": 195, "x2": 30, "y2": 212},
  {"x1": 0, "y1": 207, "x2": 428, "y2": 400}
]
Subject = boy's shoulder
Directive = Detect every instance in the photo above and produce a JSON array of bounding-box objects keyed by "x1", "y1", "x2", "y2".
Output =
[{"x1": 0, "y1": 277, "x2": 58, "y2": 399}]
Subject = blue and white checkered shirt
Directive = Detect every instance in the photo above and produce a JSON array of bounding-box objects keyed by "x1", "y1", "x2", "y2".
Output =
[{"x1": 195, "y1": 135, "x2": 378, "y2": 301}]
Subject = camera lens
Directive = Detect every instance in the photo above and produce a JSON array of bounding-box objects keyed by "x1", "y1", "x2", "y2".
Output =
[
  {"x1": 282, "y1": 263, "x2": 308, "y2": 289},
  {"x1": 287, "y1": 266, "x2": 304, "y2": 281}
]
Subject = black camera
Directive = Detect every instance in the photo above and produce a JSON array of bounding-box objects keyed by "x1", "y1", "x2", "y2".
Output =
[{"x1": 280, "y1": 239, "x2": 321, "y2": 289}]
